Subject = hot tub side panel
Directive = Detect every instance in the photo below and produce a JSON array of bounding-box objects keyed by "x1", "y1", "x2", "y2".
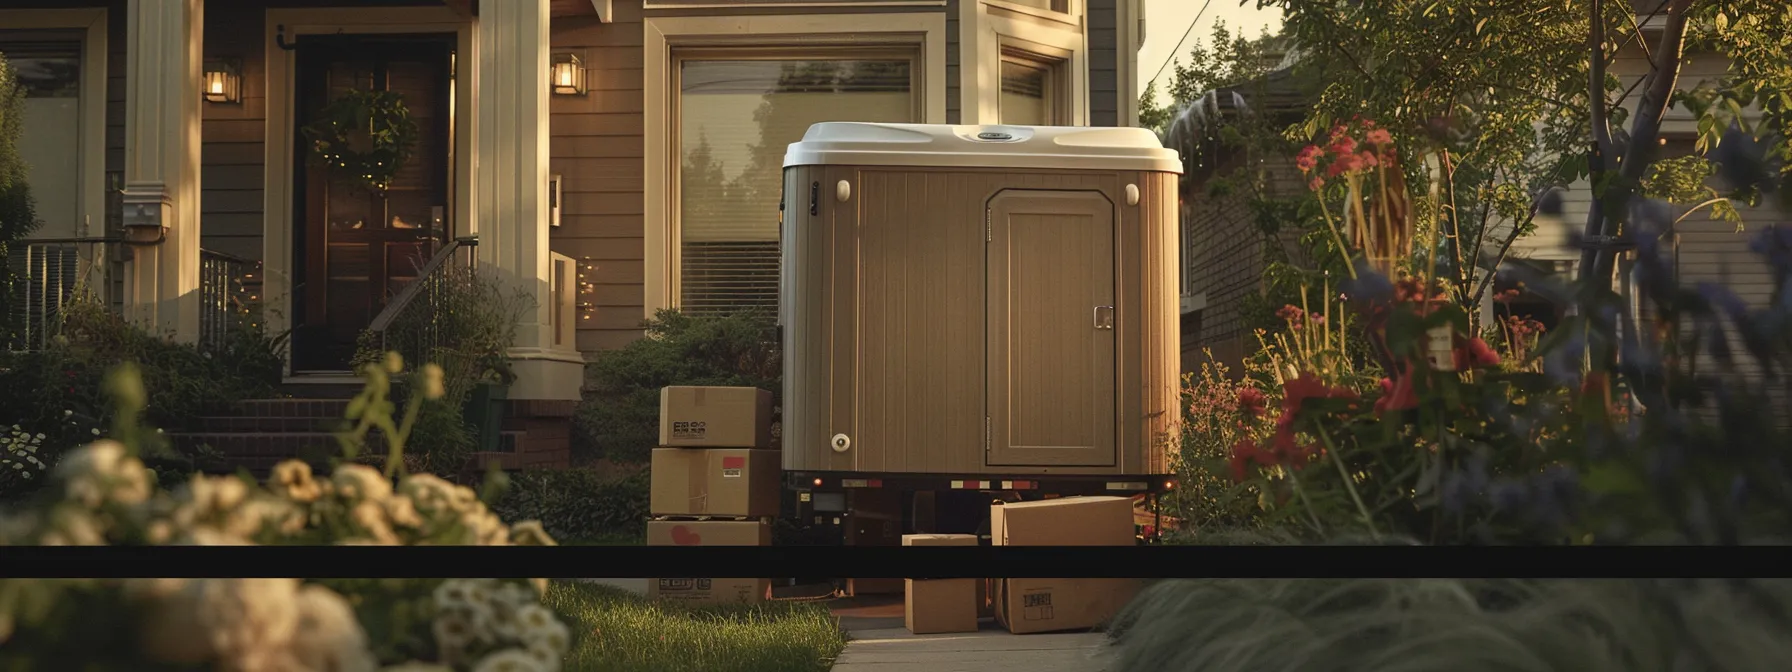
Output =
[{"x1": 784, "y1": 166, "x2": 1177, "y2": 477}]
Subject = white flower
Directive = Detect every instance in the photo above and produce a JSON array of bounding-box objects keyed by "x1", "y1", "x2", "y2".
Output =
[
  {"x1": 525, "y1": 641, "x2": 564, "y2": 672},
  {"x1": 188, "y1": 475, "x2": 251, "y2": 517},
  {"x1": 38, "y1": 506, "x2": 105, "y2": 546},
  {"x1": 55, "y1": 440, "x2": 149, "y2": 508},
  {"x1": 434, "y1": 579, "x2": 474, "y2": 609},
  {"x1": 197, "y1": 579, "x2": 303, "y2": 669},
  {"x1": 522, "y1": 617, "x2": 570, "y2": 656},
  {"x1": 332, "y1": 465, "x2": 393, "y2": 502},
  {"x1": 288, "y1": 584, "x2": 380, "y2": 672},
  {"x1": 271, "y1": 460, "x2": 324, "y2": 503},
  {"x1": 432, "y1": 611, "x2": 476, "y2": 664},
  {"x1": 471, "y1": 648, "x2": 545, "y2": 672},
  {"x1": 514, "y1": 604, "x2": 555, "y2": 634},
  {"x1": 381, "y1": 664, "x2": 454, "y2": 672},
  {"x1": 349, "y1": 501, "x2": 400, "y2": 545},
  {"x1": 175, "y1": 528, "x2": 253, "y2": 546},
  {"x1": 508, "y1": 521, "x2": 557, "y2": 547}
]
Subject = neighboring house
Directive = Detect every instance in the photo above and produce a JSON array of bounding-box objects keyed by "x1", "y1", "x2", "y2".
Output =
[
  {"x1": 1168, "y1": 18, "x2": 1787, "y2": 394},
  {"x1": 0, "y1": 0, "x2": 1148, "y2": 468}
]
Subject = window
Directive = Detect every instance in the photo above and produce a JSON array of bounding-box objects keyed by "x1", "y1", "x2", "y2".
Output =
[
  {"x1": 0, "y1": 34, "x2": 84, "y2": 238},
  {"x1": 999, "y1": 0, "x2": 1072, "y2": 13},
  {"x1": 674, "y1": 53, "x2": 918, "y2": 315},
  {"x1": 998, "y1": 48, "x2": 1066, "y2": 126}
]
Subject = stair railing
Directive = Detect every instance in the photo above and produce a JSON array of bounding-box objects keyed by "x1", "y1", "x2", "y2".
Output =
[{"x1": 366, "y1": 235, "x2": 479, "y2": 366}]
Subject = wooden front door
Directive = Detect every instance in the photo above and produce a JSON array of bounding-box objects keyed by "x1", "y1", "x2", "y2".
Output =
[
  {"x1": 291, "y1": 35, "x2": 455, "y2": 373},
  {"x1": 985, "y1": 190, "x2": 1119, "y2": 468}
]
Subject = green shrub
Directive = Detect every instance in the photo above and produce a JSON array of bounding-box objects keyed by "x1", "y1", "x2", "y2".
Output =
[
  {"x1": 576, "y1": 309, "x2": 779, "y2": 463},
  {"x1": 1109, "y1": 578, "x2": 1792, "y2": 672},
  {"x1": 0, "y1": 357, "x2": 578, "y2": 671},
  {"x1": 0, "y1": 298, "x2": 284, "y2": 487},
  {"x1": 489, "y1": 465, "x2": 650, "y2": 543},
  {"x1": 0, "y1": 52, "x2": 40, "y2": 347}
]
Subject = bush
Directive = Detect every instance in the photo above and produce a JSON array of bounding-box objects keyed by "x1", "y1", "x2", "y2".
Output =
[
  {"x1": 1109, "y1": 578, "x2": 1792, "y2": 672},
  {"x1": 0, "y1": 298, "x2": 285, "y2": 488},
  {"x1": 489, "y1": 465, "x2": 650, "y2": 543},
  {"x1": 0, "y1": 357, "x2": 578, "y2": 671},
  {"x1": 0, "y1": 52, "x2": 40, "y2": 347},
  {"x1": 576, "y1": 310, "x2": 779, "y2": 463}
]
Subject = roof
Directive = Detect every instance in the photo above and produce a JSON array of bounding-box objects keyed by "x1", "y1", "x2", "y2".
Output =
[{"x1": 783, "y1": 122, "x2": 1183, "y2": 174}]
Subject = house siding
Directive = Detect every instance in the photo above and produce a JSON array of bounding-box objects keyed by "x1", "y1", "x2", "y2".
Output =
[
  {"x1": 1086, "y1": 0, "x2": 1117, "y2": 126},
  {"x1": 199, "y1": 3, "x2": 267, "y2": 264},
  {"x1": 550, "y1": 7, "x2": 648, "y2": 352}
]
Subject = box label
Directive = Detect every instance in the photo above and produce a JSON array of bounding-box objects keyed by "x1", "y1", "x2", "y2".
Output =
[
  {"x1": 1022, "y1": 590, "x2": 1054, "y2": 621},
  {"x1": 721, "y1": 455, "x2": 745, "y2": 478},
  {"x1": 671, "y1": 421, "x2": 707, "y2": 439},
  {"x1": 659, "y1": 578, "x2": 712, "y2": 592}
]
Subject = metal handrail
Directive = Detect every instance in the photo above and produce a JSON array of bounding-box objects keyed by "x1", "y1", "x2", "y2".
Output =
[
  {"x1": 5, "y1": 236, "x2": 123, "y2": 352},
  {"x1": 368, "y1": 235, "x2": 479, "y2": 354}
]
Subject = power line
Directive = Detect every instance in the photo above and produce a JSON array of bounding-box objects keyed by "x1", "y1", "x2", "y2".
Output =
[{"x1": 1145, "y1": 0, "x2": 1217, "y2": 90}]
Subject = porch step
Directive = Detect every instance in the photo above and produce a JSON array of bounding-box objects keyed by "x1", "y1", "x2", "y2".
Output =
[
  {"x1": 231, "y1": 399, "x2": 354, "y2": 419},
  {"x1": 193, "y1": 416, "x2": 347, "y2": 433},
  {"x1": 168, "y1": 430, "x2": 390, "y2": 474}
]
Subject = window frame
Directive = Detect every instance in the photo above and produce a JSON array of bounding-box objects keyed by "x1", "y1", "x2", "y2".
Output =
[
  {"x1": 642, "y1": 12, "x2": 949, "y2": 317},
  {"x1": 0, "y1": 9, "x2": 108, "y2": 242},
  {"x1": 669, "y1": 46, "x2": 925, "y2": 315},
  {"x1": 996, "y1": 44, "x2": 1069, "y2": 126},
  {"x1": 960, "y1": 1, "x2": 1087, "y2": 126}
]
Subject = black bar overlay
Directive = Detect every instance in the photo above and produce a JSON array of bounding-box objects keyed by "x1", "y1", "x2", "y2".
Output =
[{"x1": 2, "y1": 546, "x2": 1790, "y2": 579}]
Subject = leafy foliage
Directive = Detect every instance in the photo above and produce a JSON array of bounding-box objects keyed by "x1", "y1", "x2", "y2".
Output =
[
  {"x1": 489, "y1": 465, "x2": 650, "y2": 544},
  {"x1": 302, "y1": 88, "x2": 419, "y2": 194},
  {"x1": 0, "y1": 356, "x2": 576, "y2": 671},
  {"x1": 576, "y1": 310, "x2": 779, "y2": 463},
  {"x1": 0, "y1": 53, "x2": 40, "y2": 350}
]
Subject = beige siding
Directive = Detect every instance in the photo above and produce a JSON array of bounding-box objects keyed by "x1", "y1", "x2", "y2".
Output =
[
  {"x1": 550, "y1": 7, "x2": 648, "y2": 352},
  {"x1": 1180, "y1": 157, "x2": 1307, "y2": 372},
  {"x1": 783, "y1": 165, "x2": 1174, "y2": 476},
  {"x1": 199, "y1": 4, "x2": 267, "y2": 263}
]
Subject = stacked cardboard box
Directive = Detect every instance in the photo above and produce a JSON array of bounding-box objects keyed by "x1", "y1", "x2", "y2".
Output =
[
  {"x1": 990, "y1": 496, "x2": 1141, "y2": 634},
  {"x1": 902, "y1": 534, "x2": 982, "y2": 634},
  {"x1": 647, "y1": 386, "x2": 779, "y2": 606}
]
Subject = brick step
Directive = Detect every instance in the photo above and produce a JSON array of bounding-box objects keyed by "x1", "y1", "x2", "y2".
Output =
[
  {"x1": 192, "y1": 416, "x2": 350, "y2": 433},
  {"x1": 278, "y1": 381, "x2": 366, "y2": 399},
  {"x1": 230, "y1": 399, "x2": 353, "y2": 419}
]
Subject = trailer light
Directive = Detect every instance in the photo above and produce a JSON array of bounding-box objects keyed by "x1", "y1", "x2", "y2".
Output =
[
  {"x1": 813, "y1": 478, "x2": 824, "y2": 487},
  {"x1": 1164, "y1": 481, "x2": 1175, "y2": 490}
]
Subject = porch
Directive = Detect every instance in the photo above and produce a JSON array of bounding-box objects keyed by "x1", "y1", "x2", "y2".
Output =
[{"x1": 2, "y1": 0, "x2": 604, "y2": 470}]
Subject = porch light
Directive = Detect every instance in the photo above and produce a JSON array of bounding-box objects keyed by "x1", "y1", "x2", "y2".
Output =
[
  {"x1": 551, "y1": 52, "x2": 586, "y2": 96},
  {"x1": 203, "y1": 59, "x2": 241, "y2": 104}
]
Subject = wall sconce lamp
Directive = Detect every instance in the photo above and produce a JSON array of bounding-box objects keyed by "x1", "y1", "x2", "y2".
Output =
[
  {"x1": 551, "y1": 52, "x2": 587, "y2": 96},
  {"x1": 203, "y1": 59, "x2": 241, "y2": 104}
]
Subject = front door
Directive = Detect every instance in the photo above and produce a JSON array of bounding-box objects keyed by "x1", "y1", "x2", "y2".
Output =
[
  {"x1": 985, "y1": 190, "x2": 1118, "y2": 467},
  {"x1": 290, "y1": 35, "x2": 455, "y2": 373}
]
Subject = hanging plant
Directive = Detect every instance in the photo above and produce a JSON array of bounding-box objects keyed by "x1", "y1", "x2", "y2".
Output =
[{"x1": 301, "y1": 88, "x2": 418, "y2": 194}]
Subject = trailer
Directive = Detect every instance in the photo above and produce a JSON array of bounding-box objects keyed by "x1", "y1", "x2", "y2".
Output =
[{"x1": 776, "y1": 122, "x2": 1183, "y2": 558}]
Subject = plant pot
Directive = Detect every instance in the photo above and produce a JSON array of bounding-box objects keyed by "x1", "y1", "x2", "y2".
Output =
[{"x1": 463, "y1": 381, "x2": 510, "y2": 454}]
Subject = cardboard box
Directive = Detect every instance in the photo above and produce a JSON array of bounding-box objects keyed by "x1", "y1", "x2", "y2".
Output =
[
  {"x1": 905, "y1": 579, "x2": 979, "y2": 634},
  {"x1": 649, "y1": 448, "x2": 781, "y2": 518},
  {"x1": 649, "y1": 578, "x2": 771, "y2": 606},
  {"x1": 646, "y1": 519, "x2": 772, "y2": 546},
  {"x1": 659, "y1": 386, "x2": 774, "y2": 448},
  {"x1": 647, "y1": 519, "x2": 772, "y2": 606},
  {"x1": 993, "y1": 578, "x2": 1141, "y2": 634},
  {"x1": 990, "y1": 496, "x2": 1136, "y2": 546},
  {"x1": 901, "y1": 534, "x2": 981, "y2": 634},
  {"x1": 989, "y1": 497, "x2": 1137, "y2": 634}
]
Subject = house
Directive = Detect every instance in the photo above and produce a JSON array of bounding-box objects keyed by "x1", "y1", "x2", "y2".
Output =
[
  {"x1": 0, "y1": 0, "x2": 1149, "y2": 469},
  {"x1": 1167, "y1": 12, "x2": 1787, "y2": 400}
]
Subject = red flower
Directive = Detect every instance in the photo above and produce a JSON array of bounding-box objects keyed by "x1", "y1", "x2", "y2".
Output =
[
  {"x1": 1236, "y1": 387, "x2": 1268, "y2": 419},
  {"x1": 1309, "y1": 176, "x2": 1326, "y2": 191},
  {"x1": 1279, "y1": 375, "x2": 1358, "y2": 424},
  {"x1": 1357, "y1": 150, "x2": 1380, "y2": 169},
  {"x1": 1373, "y1": 371, "x2": 1419, "y2": 415},
  {"x1": 1328, "y1": 136, "x2": 1359, "y2": 158},
  {"x1": 1365, "y1": 128, "x2": 1393, "y2": 146},
  {"x1": 1452, "y1": 337, "x2": 1502, "y2": 370},
  {"x1": 1228, "y1": 440, "x2": 1259, "y2": 482},
  {"x1": 1295, "y1": 145, "x2": 1323, "y2": 172},
  {"x1": 1277, "y1": 304, "x2": 1307, "y2": 328}
]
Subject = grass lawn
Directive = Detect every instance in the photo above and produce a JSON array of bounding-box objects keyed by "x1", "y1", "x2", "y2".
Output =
[{"x1": 544, "y1": 581, "x2": 847, "y2": 672}]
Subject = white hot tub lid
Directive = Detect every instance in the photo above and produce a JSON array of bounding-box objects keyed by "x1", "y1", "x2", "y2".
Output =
[{"x1": 782, "y1": 122, "x2": 1183, "y2": 174}]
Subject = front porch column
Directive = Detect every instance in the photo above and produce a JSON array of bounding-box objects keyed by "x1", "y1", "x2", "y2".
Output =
[
  {"x1": 120, "y1": 0, "x2": 203, "y2": 343},
  {"x1": 475, "y1": 0, "x2": 582, "y2": 402}
]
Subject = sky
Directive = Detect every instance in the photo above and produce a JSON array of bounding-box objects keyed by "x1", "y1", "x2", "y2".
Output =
[{"x1": 1139, "y1": 0, "x2": 1285, "y2": 107}]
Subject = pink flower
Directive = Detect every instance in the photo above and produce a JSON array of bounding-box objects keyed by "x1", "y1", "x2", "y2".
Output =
[
  {"x1": 1295, "y1": 145, "x2": 1324, "y2": 172},
  {"x1": 1326, "y1": 152, "x2": 1363, "y2": 177},
  {"x1": 1328, "y1": 136, "x2": 1359, "y2": 158},
  {"x1": 1357, "y1": 150, "x2": 1380, "y2": 169},
  {"x1": 1309, "y1": 176, "x2": 1326, "y2": 191},
  {"x1": 1366, "y1": 128, "x2": 1394, "y2": 146}
]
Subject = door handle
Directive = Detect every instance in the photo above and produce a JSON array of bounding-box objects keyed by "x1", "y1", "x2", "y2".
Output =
[{"x1": 1093, "y1": 305, "x2": 1114, "y2": 330}]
